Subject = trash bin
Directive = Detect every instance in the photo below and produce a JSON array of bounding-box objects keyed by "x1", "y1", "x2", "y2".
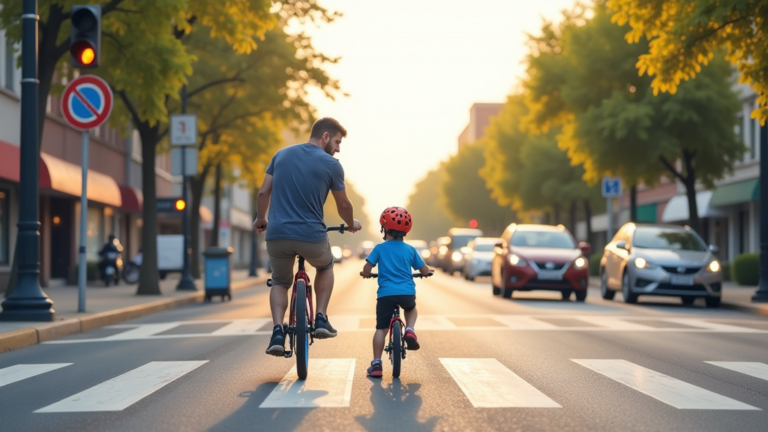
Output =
[{"x1": 203, "y1": 247, "x2": 234, "y2": 302}]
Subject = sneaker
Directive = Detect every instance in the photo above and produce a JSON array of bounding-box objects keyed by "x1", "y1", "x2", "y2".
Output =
[
  {"x1": 313, "y1": 313, "x2": 338, "y2": 339},
  {"x1": 265, "y1": 325, "x2": 285, "y2": 357},
  {"x1": 367, "y1": 360, "x2": 383, "y2": 378},
  {"x1": 404, "y1": 329, "x2": 420, "y2": 350}
]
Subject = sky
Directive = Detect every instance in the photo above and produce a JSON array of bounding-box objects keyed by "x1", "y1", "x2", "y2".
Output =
[{"x1": 299, "y1": 0, "x2": 577, "y2": 232}]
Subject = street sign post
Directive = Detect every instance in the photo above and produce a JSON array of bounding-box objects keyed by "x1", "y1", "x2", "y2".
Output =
[
  {"x1": 61, "y1": 74, "x2": 113, "y2": 313},
  {"x1": 171, "y1": 92, "x2": 197, "y2": 291},
  {"x1": 602, "y1": 177, "x2": 623, "y2": 242}
]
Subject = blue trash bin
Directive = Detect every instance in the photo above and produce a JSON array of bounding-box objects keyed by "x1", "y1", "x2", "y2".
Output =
[{"x1": 203, "y1": 247, "x2": 233, "y2": 302}]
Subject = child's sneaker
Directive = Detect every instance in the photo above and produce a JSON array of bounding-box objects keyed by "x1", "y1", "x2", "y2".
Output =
[
  {"x1": 367, "y1": 360, "x2": 383, "y2": 378},
  {"x1": 404, "y1": 329, "x2": 420, "y2": 350}
]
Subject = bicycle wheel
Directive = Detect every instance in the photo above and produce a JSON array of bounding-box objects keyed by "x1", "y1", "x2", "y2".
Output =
[
  {"x1": 295, "y1": 280, "x2": 309, "y2": 380},
  {"x1": 392, "y1": 321, "x2": 402, "y2": 378}
]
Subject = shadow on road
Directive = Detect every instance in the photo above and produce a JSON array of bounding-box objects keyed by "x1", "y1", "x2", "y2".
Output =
[
  {"x1": 355, "y1": 379, "x2": 438, "y2": 432},
  {"x1": 208, "y1": 382, "x2": 312, "y2": 432}
]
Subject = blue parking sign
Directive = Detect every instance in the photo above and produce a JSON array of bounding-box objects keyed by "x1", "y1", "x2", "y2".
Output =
[{"x1": 602, "y1": 177, "x2": 622, "y2": 198}]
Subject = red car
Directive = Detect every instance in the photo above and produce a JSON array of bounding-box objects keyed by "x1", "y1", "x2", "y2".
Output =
[{"x1": 491, "y1": 224, "x2": 591, "y2": 301}]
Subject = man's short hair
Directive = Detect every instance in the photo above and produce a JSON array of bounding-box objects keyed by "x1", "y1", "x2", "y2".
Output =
[{"x1": 310, "y1": 117, "x2": 347, "y2": 139}]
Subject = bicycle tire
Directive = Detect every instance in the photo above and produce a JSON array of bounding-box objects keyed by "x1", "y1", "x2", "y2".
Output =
[
  {"x1": 295, "y1": 280, "x2": 309, "y2": 380},
  {"x1": 392, "y1": 321, "x2": 402, "y2": 378}
]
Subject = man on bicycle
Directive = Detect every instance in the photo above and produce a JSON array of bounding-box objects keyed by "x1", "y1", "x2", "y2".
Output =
[{"x1": 254, "y1": 117, "x2": 362, "y2": 357}]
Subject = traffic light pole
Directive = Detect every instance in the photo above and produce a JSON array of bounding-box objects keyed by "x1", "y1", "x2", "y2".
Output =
[
  {"x1": 752, "y1": 122, "x2": 768, "y2": 302},
  {"x1": 0, "y1": 0, "x2": 55, "y2": 321},
  {"x1": 177, "y1": 86, "x2": 196, "y2": 291}
]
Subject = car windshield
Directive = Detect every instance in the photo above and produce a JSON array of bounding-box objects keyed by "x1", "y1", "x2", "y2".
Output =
[
  {"x1": 451, "y1": 235, "x2": 478, "y2": 248},
  {"x1": 633, "y1": 228, "x2": 706, "y2": 251},
  {"x1": 511, "y1": 231, "x2": 575, "y2": 249},
  {"x1": 474, "y1": 243, "x2": 495, "y2": 252}
]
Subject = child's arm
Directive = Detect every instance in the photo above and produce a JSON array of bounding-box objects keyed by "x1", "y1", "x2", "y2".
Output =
[
  {"x1": 419, "y1": 264, "x2": 433, "y2": 277},
  {"x1": 361, "y1": 261, "x2": 374, "y2": 278}
]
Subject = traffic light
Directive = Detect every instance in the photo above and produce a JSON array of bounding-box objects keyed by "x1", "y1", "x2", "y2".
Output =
[
  {"x1": 469, "y1": 219, "x2": 478, "y2": 228},
  {"x1": 174, "y1": 199, "x2": 186, "y2": 211},
  {"x1": 70, "y1": 5, "x2": 101, "y2": 68}
]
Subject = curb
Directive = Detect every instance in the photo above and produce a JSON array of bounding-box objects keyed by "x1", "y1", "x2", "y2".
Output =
[{"x1": 0, "y1": 275, "x2": 269, "y2": 353}]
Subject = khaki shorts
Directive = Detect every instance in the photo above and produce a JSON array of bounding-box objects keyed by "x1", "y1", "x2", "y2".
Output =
[{"x1": 267, "y1": 238, "x2": 334, "y2": 288}]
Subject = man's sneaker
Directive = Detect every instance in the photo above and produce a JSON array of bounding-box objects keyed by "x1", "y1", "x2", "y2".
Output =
[
  {"x1": 367, "y1": 360, "x2": 383, "y2": 378},
  {"x1": 265, "y1": 325, "x2": 285, "y2": 357},
  {"x1": 313, "y1": 313, "x2": 338, "y2": 339},
  {"x1": 404, "y1": 329, "x2": 420, "y2": 350}
]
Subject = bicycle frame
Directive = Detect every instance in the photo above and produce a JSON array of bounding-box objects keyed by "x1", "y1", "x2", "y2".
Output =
[{"x1": 285, "y1": 256, "x2": 314, "y2": 358}]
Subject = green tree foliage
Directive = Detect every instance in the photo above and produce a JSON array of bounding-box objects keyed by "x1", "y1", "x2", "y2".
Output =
[
  {"x1": 524, "y1": 2, "x2": 743, "y2": 234},
  {"x1": 405, "y1": 165, "x2": 457, "y2": 242},
  {"x1": 606, "y1": 0, "x2": 768, "y2": 123},
  {"x1": 441, "y1": 143, "x2": 516, "y2": 236}
]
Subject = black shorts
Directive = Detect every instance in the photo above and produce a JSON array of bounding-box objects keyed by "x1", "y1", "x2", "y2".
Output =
[{"x1": 376, "y1": 295, "x2": 416, "y2": 329}]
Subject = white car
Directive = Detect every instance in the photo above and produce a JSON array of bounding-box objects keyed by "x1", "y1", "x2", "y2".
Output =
[{"x1": 463, "y1": 237, "x2": 502, "y2": 281}]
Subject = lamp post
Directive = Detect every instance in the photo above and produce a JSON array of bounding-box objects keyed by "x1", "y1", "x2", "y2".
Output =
[
  {"x1": 0, "y1": 0, "x2": 55, "y2": 321},
  {"x1": 752, "y1": 122, "x2": 768, "y2": 302},
  {"x1": 177, "y1": 85, "x2": 196, "y2": 291}
]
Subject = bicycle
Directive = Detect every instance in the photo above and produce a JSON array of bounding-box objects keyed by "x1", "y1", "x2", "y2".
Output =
[
  {"x1": 266, "y1": 224, "x2": 346, "y2": 380},
  {"x1": 361, "y1": 272, "x2": 431, "y2": 378}
]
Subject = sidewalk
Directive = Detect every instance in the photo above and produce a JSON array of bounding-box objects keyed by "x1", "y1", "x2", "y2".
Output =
[
  {"x1": 588, "y1": 276, "x2": 768, "y2": 316},
  {"x1": 0, "y1": 269, "x2": 269, "y2": 353}
]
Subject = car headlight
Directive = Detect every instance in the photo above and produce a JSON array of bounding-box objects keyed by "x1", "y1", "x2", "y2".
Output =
[
  {"x1": 452, "y1": 251, "x2": 463, "y2": 262},
  {"x1": 634, "y1": 257, "x2": 657, "y2": 269},
  {"x1": 420, "y1": 250, "x2": 431, "y2": 259},
  {"x1": 573, "y1": 256, "x2": 588, "y2": 270},
  {"x1": 332, "y1": 248, "x2": 342, "y2": 259},
  {"x1": 707, "y1": 260, "x2": 721, "y2": 273},
  {"x1": 508, "y1": 254, "x2": 527, "y2": 267}
]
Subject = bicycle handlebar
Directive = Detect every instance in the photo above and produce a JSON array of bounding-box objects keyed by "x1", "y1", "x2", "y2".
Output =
[
  {"x1": 361, "y1": 271, "x2": 434, "y2": 279},
  {"x1": 326, "y1": 224, "x2": 346, "y2": 233}
]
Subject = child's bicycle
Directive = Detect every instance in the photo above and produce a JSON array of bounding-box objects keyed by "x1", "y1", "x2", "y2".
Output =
[
  {"x1": 362, "y1": 272, "x2": 431, "y2": 378},
  {"x1": 266, "y1": 224, "x2": 347, "y2": 380}
]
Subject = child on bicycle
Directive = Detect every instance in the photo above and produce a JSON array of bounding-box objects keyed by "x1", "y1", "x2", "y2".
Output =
[{"x1": 360, "y1": 207, "x2": 432, "y2": 378}]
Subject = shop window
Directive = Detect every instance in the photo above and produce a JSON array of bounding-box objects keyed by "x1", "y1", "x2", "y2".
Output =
[
  {"x1": 0, "y1": 189, "x2": 8, "y2": 263},
  {"x1": 86, "y1": 207, "x2": 103, "y2": 261},
  {"x1": 4, "y1": 37, "x2": 15, "y2": 92}
]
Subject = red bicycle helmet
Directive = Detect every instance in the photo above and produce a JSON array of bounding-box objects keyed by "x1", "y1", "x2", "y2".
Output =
[{"x1": 380, "y1": 207, "x2": 413, "y2": 233}]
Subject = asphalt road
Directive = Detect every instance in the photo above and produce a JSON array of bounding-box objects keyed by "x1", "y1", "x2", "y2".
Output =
[{"x1": 2, "y1": 259, "x2": 768, "y2": 432}]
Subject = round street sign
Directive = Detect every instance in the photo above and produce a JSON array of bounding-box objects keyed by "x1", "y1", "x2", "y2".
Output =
[{"x1": 61, "y1": 75, "x2": 113, "y2": 131}]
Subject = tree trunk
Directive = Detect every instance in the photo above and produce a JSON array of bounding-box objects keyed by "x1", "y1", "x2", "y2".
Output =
[
  {"x1": 584, "y1": 199, "x2": 593, "y2": 246},
  {"x1": 553, "y1": 203, "x2": 561, "y2": 226},
  {"x1": 569, "y1": 200, "x2": 577, "y2": 234},
  {"x1": 189, "y1": 174, "x2": 206, "y2": 279},
  {"x1": 136, "y1": 125, "x2": 161, "y2": 295},
  {"x1": 629, "y1": 186, "x2": 638, "y2": 223},
  {"x1": 682, "y1": 151, "x2": 701, "y2": 235},
  {"x1": 211, "y1": 162, "x2": 222, "y2": 247}
]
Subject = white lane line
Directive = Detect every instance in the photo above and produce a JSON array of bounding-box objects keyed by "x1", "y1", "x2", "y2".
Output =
[
  {"x1": 35, "y1": 361, "x2": 207, "y2": 413},
  {"x1": 660, "y1": 318, "x2": 763, "y2": 333},
  {"x1": 572, "y1": 359, "x2": 759, "y2": 410},
  {"x1": 211, "y1": 319, "x2": 272, "y2": 335},
  {"x1": 0, "y1": 364, "x2": 72, "y2": 388},
  {"x1": 707, "y1": 362, "x2": 768, "y2": 381},
  {"x1": 412, "y1": 316, "x2": 457, "y2": 330},
  {"x1": 102, "y1": 323, "x2": 181, "y2": 340},
  {"x1": 439, "y1": 358, "x2": 561, "y2": 408},
  {"x1": 574, "y1": 316, "x2": 654, "y2": 330},
  {"x1": 260, "y1": 359, "x2": 356, "y2": 408},
  {"x1": 491, "y1": 316, "x2": 560, "y2": 330}
]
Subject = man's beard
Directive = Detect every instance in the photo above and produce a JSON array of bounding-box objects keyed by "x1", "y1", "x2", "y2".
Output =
[{"x1": 324, "y1": 141, "x2": 335, "y2": 155}]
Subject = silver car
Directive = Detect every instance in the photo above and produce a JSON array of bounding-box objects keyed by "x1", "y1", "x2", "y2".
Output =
[
  {"x1": 463, "y1": 237, "x2": 502, "y2": 281},
  {"x1": 600, "y1": 223, "x2": 722, "y2": 307}
]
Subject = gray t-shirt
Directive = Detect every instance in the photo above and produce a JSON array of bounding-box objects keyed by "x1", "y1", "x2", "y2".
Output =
[{"x1": 265, "y1": 143, "x2": 346, "y2": 243}]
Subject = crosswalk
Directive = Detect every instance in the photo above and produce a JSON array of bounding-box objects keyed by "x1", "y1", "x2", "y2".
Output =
[
  {"x1": 1, "y1": 358, "x2": 766, "y2": 413},
  {"x1": 42, "y1": 315, "x2": 768, "y2": 344}
]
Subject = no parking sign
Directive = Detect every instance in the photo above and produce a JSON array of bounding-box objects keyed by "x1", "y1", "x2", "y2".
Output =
[{"x1": 61, "y1": 75, "x2": 113, "y2": 131}]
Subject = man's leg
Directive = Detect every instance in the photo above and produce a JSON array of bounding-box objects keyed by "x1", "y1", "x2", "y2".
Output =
[
  {"x1": 314, "y1": 266, "x2": 334, "y2": 316},
  {"x1": 265, "y1": 240, "x2": 295, "y2": 356},
  {"x1": 270, "y1": 284, "x2": 290, "y2": 327},
  {"x1": 302, "y1": 239, "x2": 338, "y2": 339}
]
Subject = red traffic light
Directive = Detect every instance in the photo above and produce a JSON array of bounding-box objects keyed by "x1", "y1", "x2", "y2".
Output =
[
  {"x1": 469, "y1": 219, "x2": 478, "y2": 228},
  {"x1": 71, "y1": 40, "x2": 96, "y2": 66}
]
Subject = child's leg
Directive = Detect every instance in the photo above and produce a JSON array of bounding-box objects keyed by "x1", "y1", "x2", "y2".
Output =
[
  {"x1": 404, "y1": 305, "x2": 418, "y2": 329},
  {"x1": 372, "y1": 329, "x2": 388, "y2": 359}
]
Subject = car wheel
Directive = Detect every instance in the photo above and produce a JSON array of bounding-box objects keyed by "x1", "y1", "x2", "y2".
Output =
[
  {"x1": 502, "y1": 287, "x2": 514, "y2": 299},
  {"x1": 561, "y1": 289, "x2": 573, "y2": 301},
  {"x1": 468, "y1": 276, "x2": 475, "y2": 282},
  {"x1": 681, "y1": 296, "x2": 696, "y2": 306},
  {"x1": 705, "y1": 296, "x2": 721, "y2": 308},
  {"x1": 575, "y1": 290, "x2": 587, "y2": 302},
  {"x1": 600, "y1": 270, "x2": 615, "y2": 300},
  {"x1": 622, "y1": 272, "x2": 638, "y2": 304}
]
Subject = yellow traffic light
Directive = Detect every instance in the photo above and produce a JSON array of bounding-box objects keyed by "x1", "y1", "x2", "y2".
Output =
[
  {"x1": 80, "y1": 46, "x2": 96, "y2": 66},
  {"x1": 174, "y1": 199, "x2": 186, "y2": 211}
]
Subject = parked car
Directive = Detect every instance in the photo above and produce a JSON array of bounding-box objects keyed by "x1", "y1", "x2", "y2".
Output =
[
  {"x1": 358, "y1": 241, "x2": 375, "y2": 259},
  {"x1": 331, "y1": 246, "x2": 344, "y2": 264},
  {"x1": 441, "y1": 228, "x2": 483, "y2": 275},
  {"x1": 405, "y1": 240, "x2": 432, "y2": 262},
  {"x1": 491, "y1": 224, "x2": 591, "y2": 301},
  {"x1": 600, "y1": 223, "x2": 722, "y2": 307},
  {"x1": 435, "y1": 236, "x2": 450, "y2": 268},
  {"x1": 463, "y1": 237, "x2": 502, "y2": 281}
]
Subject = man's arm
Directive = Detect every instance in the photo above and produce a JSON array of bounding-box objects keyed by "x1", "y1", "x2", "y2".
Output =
[
  {"x1": 331, "y1": 189, "x2": 361, "y2": 233},
  {"x1": 253, "y1": 174, "x2": 273, "y2": 233}
]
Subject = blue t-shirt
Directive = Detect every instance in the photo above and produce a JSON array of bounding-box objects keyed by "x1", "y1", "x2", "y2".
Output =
[
  {"x1": 366, "y1": 241, "x2": 426, "y2": 298},
  {"x1": 265, "y1": 144, "x2": 346, "y2": 243}
]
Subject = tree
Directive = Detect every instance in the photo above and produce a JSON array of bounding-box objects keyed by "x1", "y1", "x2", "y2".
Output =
[
  {"x1": 441, "y1": 143, "x2": 516, "y2": 236},
  {"x1": 405, "y1": 165, "x2": 457, "y2": 242},
  {"x1": 606, "y1": 0, "x2": 768, "y2": 123},
  {"x1": 524, "y1": 2, "x2": 743, "y2": 234}
]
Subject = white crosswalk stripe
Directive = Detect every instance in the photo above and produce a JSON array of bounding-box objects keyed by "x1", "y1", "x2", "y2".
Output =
[
  {"x1": 706, "y1": 362, "x2": 768, "y2": 381},
  {"x1": 35, "y1": 361, "x2": 208, "y2": 413},
  {"x1": 572, "y1": 359, "x2": 759, "y2": 410},
  {"x1": 0, "y1": 364, "x2": 72, "y2": 388},
  {"x1": 259, "y1": 359, "x2": 356, "y2": 408}
]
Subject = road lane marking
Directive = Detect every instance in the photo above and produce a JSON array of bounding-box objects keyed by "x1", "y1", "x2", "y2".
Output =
[
  {"x1": 707, "y1": 362, "x2": 768, "y2": 381},
  {"x1": 491, "y1": 315, "x2": 559, "y2": 329},
  {"x1": 260, "y1": 359, "x2": 355, "y2": 408},
  {"x1": 660, "y1": 318, "x2": 764, "y2": 333},
  {"x1": 0, "y1": 364, "x2": 72, "y2": 388},
  {"x1": 439, "y1": 358, "x2": 561, "y2": 408},
  {"x1": 572, "y1": 359, "x2": 759, "y2": 410},
  {"x1": 35, "y1": 361, "x2": 207, "y2": 413},
  {"x1": 573, "y1": 316, "x2": 655, "y2": 330},
  {"x1": 211, "y1": 319, "x2": 272, "y2": 335},
  {"x1": 102, "y1": 323, "x2": 181, "y2": 340},
  {"x1": 414, "y1": 316, "x2": 458, "y2": 330}
]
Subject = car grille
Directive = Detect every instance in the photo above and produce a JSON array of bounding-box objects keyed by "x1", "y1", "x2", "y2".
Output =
[
  {"x1": 533, "y1": 262, "x2": 566, "y2": 270},
  {"x1": 527, "y1": 278, "x2": 572, "y2": 287},
  {"x1": 661, "y1": 266, "x2": 702, "y2": 275},
  {"x1": 655, "y1": 283, "x2": 707, "y2": 292}
]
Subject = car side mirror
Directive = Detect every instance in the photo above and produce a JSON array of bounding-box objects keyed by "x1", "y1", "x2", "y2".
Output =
[
  {"x1": 708, "y1": 245, "x2": 720, "y2": 254},
  {"x1": 578, "y1": 242, "x2": 591, "y2": 256},
  {"x1": 616, "y1": 241, "x2": 628, "y2": 251}
]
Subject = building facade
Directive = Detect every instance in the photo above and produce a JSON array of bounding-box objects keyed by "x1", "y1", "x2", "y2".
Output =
[{"x1": 458, "y1": 103, "x2": 504, "y2": 149}]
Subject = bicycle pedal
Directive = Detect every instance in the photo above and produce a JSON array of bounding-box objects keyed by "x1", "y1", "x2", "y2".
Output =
[{"x1": 283, "y1": 351, "x2": 293, "y2": 359}]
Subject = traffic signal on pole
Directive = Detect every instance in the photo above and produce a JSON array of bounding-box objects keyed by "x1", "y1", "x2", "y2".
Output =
[
  {"x1": 70, "y1": 5, "x2": 101, "y2": 68},
  {"x1": 174, "y1": 199, "x2": 186, "y2": 211},
  {"x1": 469, "y1": 219, "x2": 478, "y2": 228}
]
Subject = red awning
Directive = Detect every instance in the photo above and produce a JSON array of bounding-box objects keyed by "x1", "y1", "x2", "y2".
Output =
[{"x1": 119, "y1": 185, "x2": 143, "y2": 212}]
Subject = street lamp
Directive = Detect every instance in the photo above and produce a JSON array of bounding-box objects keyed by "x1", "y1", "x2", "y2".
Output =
[
  {"x1": 752, "y1": 122, "x2": 768, "y2": 302},
  {"x1": 0, "y1": 0, "x2": 55, "y2": 321}
]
